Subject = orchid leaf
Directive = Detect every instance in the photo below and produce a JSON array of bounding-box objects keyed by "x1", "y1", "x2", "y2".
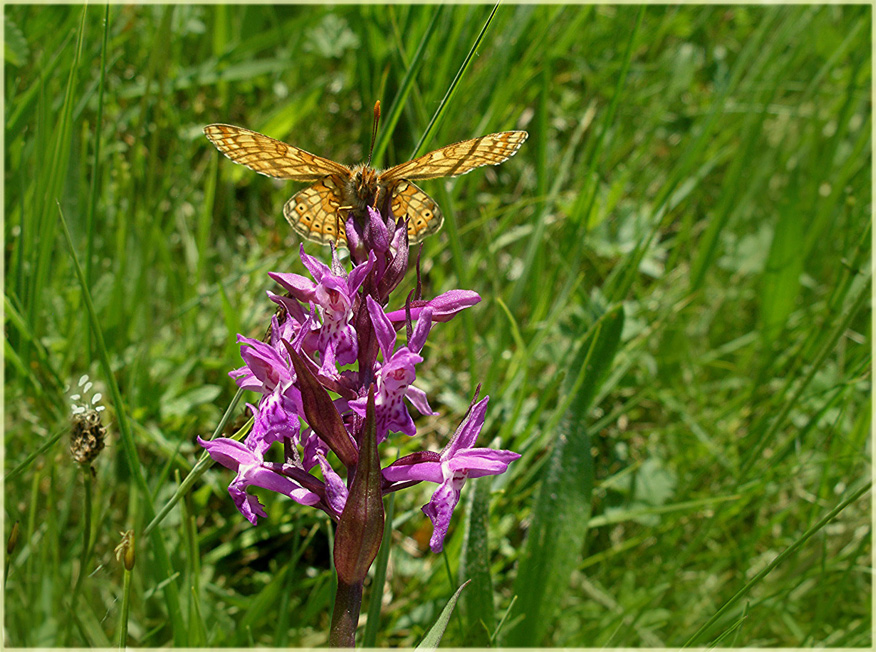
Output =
[{"x1": 504, "y1": 304, "x2": 624, "y2": 646}]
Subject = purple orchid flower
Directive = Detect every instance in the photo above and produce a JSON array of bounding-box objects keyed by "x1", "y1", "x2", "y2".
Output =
[
  {"x1": 348, "y1": 296, "x2": 435, "y2": 441},
  {"x1": 202, "y1": 213, "x2": 518, "y2": 560},
  {"x1": 382, "y1": 395, "x2": 520, "y2": 552},
  {"x1": 384, "y1": 289, "x2": 481, "y2": 324}
]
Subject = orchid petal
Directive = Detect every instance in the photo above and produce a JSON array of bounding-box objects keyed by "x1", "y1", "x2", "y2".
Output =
[
  {"x1": 405, "y1": 385, "x2": 436, "y2": 417},
  {"x1": 409, "y1": 306, "x2": 433, "y2": 354},
  {"x1": 366, "y1": 295, "x2": 396, "y2": 362}
]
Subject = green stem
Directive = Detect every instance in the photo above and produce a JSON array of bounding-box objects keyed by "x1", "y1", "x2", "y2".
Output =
[
  {"x1": 330, "y1": 578, "x2": 363, "y2": 647},
  {"x1": 118, "y1": 567, "x2": 132, "y2": 648},
  {"x1": 63, "y1": 465, "x2": 94, "y2": 644}
]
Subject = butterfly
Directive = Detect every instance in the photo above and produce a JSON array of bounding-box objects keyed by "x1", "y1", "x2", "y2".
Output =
[{"x1": 204, "y1": 123, "x2": 528, "y2": 247}]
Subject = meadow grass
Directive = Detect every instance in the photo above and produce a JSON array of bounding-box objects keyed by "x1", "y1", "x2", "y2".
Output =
[{"x1": 4, "y1": 4, "x2": 871, "y2": 647}]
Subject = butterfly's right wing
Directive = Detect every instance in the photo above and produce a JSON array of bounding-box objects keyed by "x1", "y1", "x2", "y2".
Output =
[
  {"x1": 283, "y1": 176, "x2": 349, "y2": 246},
  {"x1": 389, "y1": 181, "x2": 444, "y2": 244},
  {"x1": 381, "y1": 131, "x2": 528, "y2": 182},
  {"x1": 204, "y1": 124, "x2": 350, "y2": 182}
]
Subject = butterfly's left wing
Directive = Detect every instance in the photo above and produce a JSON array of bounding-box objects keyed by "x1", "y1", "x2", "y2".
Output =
[
  {"x1": 381, "y1": 131, "x2": 528, "y2": 182},
  {"x1": 204, "y1": 124, "x2": 350, "y2": 181},
  {"x1": 283, "y1": 176, "x2": 349, "y2": 246},
  {"x1": 388, "y1": 181, "x2": 444, "y2": 244}
]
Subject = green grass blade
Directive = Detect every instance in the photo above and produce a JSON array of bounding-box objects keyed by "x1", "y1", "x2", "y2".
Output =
[
  {"x1": 415, "y1": 579, "x2": 470, "y2": 650},
  {"x1": 84, "y1": 4, "x2": 110, "y2": 295},
  {"x1": 410, "y1": 3, "x2": 499, "y2": 158},
  {"x1": 28, "y1": 6, "x2": 86, "y2": 351},
  {"x1": 741, "y1": 273, "x2": 871, "y2": 475},
  {"x1": 683, "y1": 480, "x2": 871, "y2": 647},
  {"x1": 758, "y1": 179, "x2": 807, "y2": 344},
  {"x1": 371, "y1": 5, "x2": 445, "y2": 166}
]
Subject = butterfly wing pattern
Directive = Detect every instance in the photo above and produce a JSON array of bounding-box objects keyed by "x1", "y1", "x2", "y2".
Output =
[
  {"x1": 380, "y1": 131, "x2": 529, "y2": 182},
  {"x1": 283, "y1": 176, "x2": 349, "y2": 246},
  {"x1": 204, "y1": 123, "x2": 527, "y2": 247},
  {"x1": 203, "y1": 124, "x2": 349, "y2": 181},
  {"x1": 389, "y1": 180, "x2": 444, "y2": 244}
]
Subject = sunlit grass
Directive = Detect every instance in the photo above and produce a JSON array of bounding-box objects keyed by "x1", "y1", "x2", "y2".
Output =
[{"x1": 4, "y1": 4, "x2": 870, "y2": 647}]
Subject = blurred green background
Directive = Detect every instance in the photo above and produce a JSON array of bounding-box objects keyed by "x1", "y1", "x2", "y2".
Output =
[{"x1": 4, "y1": 4, "x2": 871, "y2": 647}]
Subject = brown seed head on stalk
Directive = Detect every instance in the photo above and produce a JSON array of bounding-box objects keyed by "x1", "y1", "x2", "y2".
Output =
[
  {"x1": 70, "y1": 410, "x2": 107, "y2": 465},
  {"x1": 68, "y1": 375, "x2": 107, "y2": 467}
]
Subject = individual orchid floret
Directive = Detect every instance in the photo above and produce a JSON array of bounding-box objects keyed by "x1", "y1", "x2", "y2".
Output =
[
  {"x1": 229, "y1": 335, "x2": 296, "y2": 394},
  {"x1": 246, "y1": 389, "x2": 301, "y2": 456},
  {"x1": 349, "y1": 296, "x2": 435, "y2": 441},
  {"x1": 381, "y1": 394, "x2": 520, "y2": 552},
  {"x1": 384, "y1": 289, "x2": 481, "y2": 325},
  {"x1": 198, "y1": 423, "x2": 320, "y2": 526}
]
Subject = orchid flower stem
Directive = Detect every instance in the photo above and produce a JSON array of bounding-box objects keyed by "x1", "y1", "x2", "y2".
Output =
[{"x1": 329, "y1": 578, "x2": 364, "y2": 647}]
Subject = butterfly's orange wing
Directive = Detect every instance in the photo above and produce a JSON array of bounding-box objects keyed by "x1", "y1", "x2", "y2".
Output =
[
  {"x1": 283, "y1": 176, "x2": 349, "y2": 246},
  {"x1": 380, "y1": 131, "x2": 528, "y2": 182},
  {"x1": 388, "y1": 181, "x2": 444, "y2": 244},
  {"x1": 204, "y1": 124, "x2": 350, "y2": 182}
]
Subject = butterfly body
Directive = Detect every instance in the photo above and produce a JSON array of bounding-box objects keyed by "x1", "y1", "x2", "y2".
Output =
[
  {"x1": 204, "y1": 123, "x2": 527, "y2": 247},
  {"x1": 349, "y1": 164, "x2": 380, "y2": 206}
]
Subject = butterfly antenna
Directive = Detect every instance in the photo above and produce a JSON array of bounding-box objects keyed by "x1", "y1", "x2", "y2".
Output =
[{"x1": 367, "y1": 100, "x2": 380, "y2": 167}]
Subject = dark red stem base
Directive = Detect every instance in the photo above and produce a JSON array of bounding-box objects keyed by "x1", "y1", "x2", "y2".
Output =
[{"x1": 329, "y1": 578, "x2": 363, "y2": 647}]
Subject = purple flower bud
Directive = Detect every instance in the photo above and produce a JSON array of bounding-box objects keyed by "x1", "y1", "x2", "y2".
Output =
[{"x1": 364, "y1": 206, "x2": 390, "y2": 253}]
